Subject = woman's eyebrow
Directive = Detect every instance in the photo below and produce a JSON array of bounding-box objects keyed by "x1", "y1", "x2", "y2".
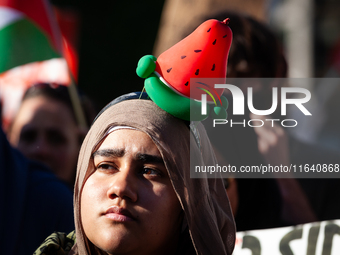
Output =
[
  {"x1": 135, "y1": 153, "x2": 164, "y2": 164},
  {"x1": 92, "y1": 148, "x2": 125, "y2": 158}
]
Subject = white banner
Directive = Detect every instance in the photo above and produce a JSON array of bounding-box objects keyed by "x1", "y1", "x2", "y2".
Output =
[{"x1": 234, "y1": 220, "x2": 340, "y2": 255}]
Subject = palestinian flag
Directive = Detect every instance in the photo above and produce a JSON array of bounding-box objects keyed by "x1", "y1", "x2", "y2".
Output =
[{"x1": 0, "y1": 0, "x2": 62, "y2": 73}]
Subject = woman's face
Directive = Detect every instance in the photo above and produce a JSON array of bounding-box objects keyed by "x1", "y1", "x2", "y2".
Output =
[
  {"x1": 9, "y1": 96, "x2": 80, "y2": 185},
  {"x1": 81, "y1": 129, "x2": 183, "y2": 255}
]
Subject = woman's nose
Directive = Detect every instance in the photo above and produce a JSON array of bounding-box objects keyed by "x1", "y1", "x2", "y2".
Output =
[{"x1": 107, "y1": 168, "x2": 138, "y2": 203}]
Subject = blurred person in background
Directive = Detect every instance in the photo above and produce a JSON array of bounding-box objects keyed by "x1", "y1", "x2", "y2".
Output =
[
  {"x1": 0, "y1": 123, "x2": 74, "y2": 254},
  {"x1": 193, "y1": 11, "x2": 340, "y2": 231},
  {"x1": 7, "y1": 83, "x2": 97, "y2": 187}
]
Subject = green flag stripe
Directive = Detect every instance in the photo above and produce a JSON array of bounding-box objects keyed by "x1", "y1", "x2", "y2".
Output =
[{"x1": 0, "y1": 18, "x2": 60, "y2": 73}]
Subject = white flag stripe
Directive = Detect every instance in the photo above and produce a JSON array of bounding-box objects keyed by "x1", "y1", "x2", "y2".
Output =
[{"x1": 0, "y1": 7, "x2": 23, "y2": 30}]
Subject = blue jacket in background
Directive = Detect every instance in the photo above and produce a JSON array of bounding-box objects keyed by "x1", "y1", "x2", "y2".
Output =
[{"x1": 0, "y1": 127, "x2": 74, "y2": 255}]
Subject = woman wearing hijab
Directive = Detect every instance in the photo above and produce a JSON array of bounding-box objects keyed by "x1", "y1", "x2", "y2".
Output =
[{"x1": 34, "y1": 92, "x2": 235, "y2": 255}]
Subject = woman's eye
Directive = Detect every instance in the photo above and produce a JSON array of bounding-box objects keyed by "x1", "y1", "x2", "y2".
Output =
[
  {"x1": 96, "y1": 163, "x2": 116, "y2": 171},
  {"x1": 142, "y1": 168, "x2": 160, "y2": 177}
]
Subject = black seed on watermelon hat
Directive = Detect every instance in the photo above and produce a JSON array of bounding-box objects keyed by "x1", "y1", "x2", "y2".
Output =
[
  {"x1": 167, "y1": 68, "x2": 172, "y2": 73},
  {"x1": 212, "y1": 64, "x2": 215, "y2": 71},
  {"x1": 223, "y1": 34, "x2": 228, "y2": 38},
  {"x1": 185, "y1": 82, "x2": 189, "y2": 86},
  {"x1": 195, "y1": 69, "x2": 199, "y2": 75},
  {"x1": 181, "y1": 55, "x2": 186, "y2": 59},
  {"x1": 194, "y1": 50, "x2": 202, "y2": 53},
  {"x1": 213, "y1": 39, "x2": 216, "y2": 45},
  {"x1": 207, "y1": 28, "x2": 211, "y2": 32}
]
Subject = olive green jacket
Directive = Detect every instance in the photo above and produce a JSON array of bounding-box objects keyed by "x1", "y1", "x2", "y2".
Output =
[{"x1": 33, "y1": 231, "x2": 76, "y2": 255}]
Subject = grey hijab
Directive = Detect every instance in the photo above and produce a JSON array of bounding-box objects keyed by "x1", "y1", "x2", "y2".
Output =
[{"x1": 71, "y1": 93, "x2": 235, "y2": 255}]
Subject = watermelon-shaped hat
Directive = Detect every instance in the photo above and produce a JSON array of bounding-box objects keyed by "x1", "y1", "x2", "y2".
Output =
[{"x1": 137, "y1": 18, "x2": 232, "y2": 121}]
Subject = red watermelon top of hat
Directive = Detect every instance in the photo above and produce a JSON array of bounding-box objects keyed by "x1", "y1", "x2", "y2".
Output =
[{"x1": 155, "y1": 18, "x2": 232, "y2": 102}]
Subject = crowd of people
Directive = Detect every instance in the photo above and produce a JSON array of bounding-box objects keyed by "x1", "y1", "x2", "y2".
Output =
[{"x1": 1, "y1": 8, "x2": 339, "y2": 255}]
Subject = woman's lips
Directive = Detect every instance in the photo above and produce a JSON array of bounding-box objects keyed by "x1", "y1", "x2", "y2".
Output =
[{"x1": 104, "y1": 206, "x2": 135, "y2": 222}]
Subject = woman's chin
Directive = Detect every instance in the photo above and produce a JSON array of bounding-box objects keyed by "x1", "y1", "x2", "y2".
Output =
[{"x1": 93, "y1": 230, "x2": 136, "y2": 255}]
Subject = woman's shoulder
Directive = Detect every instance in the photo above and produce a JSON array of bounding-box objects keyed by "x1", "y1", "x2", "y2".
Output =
[{"x1": 33, "y1": 231, "x2": 76, "y2": 255}]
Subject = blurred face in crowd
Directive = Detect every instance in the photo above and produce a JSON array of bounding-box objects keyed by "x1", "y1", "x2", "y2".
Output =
[
  {"x1": 8, "y1": 95, "x2": 80, "y2": 185},
  {"x1": 81, "y1": 129, "x2": 183, "y2": 255}
]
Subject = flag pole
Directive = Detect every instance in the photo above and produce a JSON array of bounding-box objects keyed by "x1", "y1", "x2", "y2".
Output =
[
  {"x1": 52, "y1": 4, "x2": 86, "y2": 129},
  {"x1": 67, "y1": 73, "x2": 87, "y2": 130}
]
